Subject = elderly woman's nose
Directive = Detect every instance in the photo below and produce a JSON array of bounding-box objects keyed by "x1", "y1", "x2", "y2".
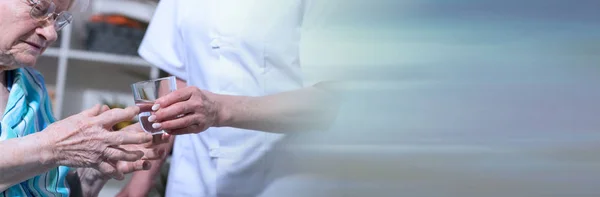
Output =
[{"x1": 36, "y1": 25, "x2": 58, "y2": 43}]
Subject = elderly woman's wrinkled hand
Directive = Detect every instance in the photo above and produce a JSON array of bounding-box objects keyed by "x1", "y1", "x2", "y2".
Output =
[
  {"x1": 75, "y1": 123, "x2": 171, "y2": 183},
  {"x1": 110, "y1": 123, "x2": 171, "y2": 173},
  {"x1": 118, "y1": 123, "x2": 170, "y2": 158},
  {"x1": 41, "y1": 105, "x2": 153, "y2": 180}
]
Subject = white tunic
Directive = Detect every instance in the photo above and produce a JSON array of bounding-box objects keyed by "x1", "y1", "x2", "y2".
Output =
[{"x1": 138, "y1": 0, "x2": 307, "y2": 196}]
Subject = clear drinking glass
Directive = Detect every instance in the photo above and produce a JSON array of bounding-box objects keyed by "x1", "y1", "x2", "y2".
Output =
[{"x1": 131, "y1": 76, "x2": 177, "y2": 135}]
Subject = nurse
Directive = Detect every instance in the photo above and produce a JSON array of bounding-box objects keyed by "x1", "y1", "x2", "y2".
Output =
[{"x1": 117, "y1": 0, "x2": 340, "y2": 197}]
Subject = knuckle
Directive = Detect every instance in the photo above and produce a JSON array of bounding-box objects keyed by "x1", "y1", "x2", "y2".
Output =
[
  {"x1": 173, "y1": 91, "x2": 183, "y2": 100},
  {"x1": 192, "y1": 100, "x2": 203, "y2": 109},
  {"x1": 107, "y1": 168, "x2": 117, "y2": 175},
  {"x1": 99, "y1": 148, "x2": 112, "y2": 158},
  {"x1": 101, "y1": 165, "x2": 116, "y2": 174},
  {"x1": 147, "y1": 149, "x2": 158, "y2": 159},
  {"x1": 184, "y1": 118, "x2": 194, "y2": 126},
  {"x1": 74, "y1": 118, "x2": 87, "y2": 127},
  {"x1": 127, "y1": 163, "x2": 137, "y2": 172},
  {"x1": 114, "y1": 134, "x2": 125, "y2": 144},
  {"x1": 191, "y1": 87, "x2": 201, "y2": 94},
  {"x1": 175, "y1": 105, "x2": 185, "y2": 115},
  {"x1": 138, "y1": 133, "x2": 152, "y2": 143},
  {"x1": 117, "y1": 163, "x2": 130, "y2": 172},
  {"x1": 176, "y1": 104, "x2": 186, "y2": 115},
  {"x1": 187, "y1": 103, "x2": 195, "y2": 113}
]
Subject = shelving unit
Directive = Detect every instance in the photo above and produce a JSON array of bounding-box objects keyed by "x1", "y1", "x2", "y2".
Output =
[{"x1": 40, "y1": 24, "x2": 160, "y2": 119}]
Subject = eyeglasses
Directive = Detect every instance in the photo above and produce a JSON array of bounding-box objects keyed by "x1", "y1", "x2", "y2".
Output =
[{"x1": 27, "y1": 0, "x2": 73, "y2": 32}]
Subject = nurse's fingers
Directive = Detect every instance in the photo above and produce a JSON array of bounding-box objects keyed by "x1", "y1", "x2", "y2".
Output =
[{"x1": 154, "y1": 87, "x2": 195, "y2": 110}]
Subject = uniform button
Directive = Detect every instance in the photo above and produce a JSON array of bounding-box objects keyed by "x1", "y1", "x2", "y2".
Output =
[
  {"x1": 209, "y1": 148, "x2": 220, "y2": 157},
  {"x1": 210, "y1": 38, "x2": 220, "y2": 49}
]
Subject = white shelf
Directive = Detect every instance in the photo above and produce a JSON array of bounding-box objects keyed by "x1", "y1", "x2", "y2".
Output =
[
  {"x1": 92, "y1": 0, "x2": 157, "y2": 23},
  {"x1": 43, "y1": 48, "x2": 152, "y2": 67},
  {"x1": 40, "y1": 2, "x2": 162, "y2": 119}
]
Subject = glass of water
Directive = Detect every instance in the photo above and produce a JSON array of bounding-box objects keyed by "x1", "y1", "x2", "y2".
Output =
[{"x1": 131, "y1": 76, "x2": 177, "y2": 135}]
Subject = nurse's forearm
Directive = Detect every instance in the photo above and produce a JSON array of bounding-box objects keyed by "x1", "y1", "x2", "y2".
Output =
[
  {"x1": 0, "y1": 132, "x2": 57, "y2": 191},
  {"x1": 213, "y1": 82, "x2": 341, "y2": 133}
]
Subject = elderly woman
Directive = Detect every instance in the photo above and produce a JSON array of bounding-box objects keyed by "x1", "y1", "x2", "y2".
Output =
[{"x1": 0, "y1": 0, "x2": 165, "y2": 196}]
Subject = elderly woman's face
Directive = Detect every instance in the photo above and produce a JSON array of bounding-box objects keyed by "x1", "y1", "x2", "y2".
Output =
[{"x1": 0, "y1": 0, "x2": 70, "y2": 68}]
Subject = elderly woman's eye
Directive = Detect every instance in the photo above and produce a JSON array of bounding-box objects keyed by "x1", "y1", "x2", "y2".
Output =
[{"x1": 30, "y1": 1, "x2": 51, "y2": 18}]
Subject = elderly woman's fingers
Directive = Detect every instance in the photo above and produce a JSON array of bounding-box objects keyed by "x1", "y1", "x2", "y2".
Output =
[
  {"x1": 98, "y1": 161, "x2": 124, "y2": 180},
  {"x1": 95, "y1": 106, "x2": 140, "y2": 128},
  {"x1": 100, "y1": 105, "x2": 111, "y2": 113},
  {"x1": 104, "y1": 131, "x2": 153, "y2": 146},
  {"x1": 120, "y1": 123, "x2": 144, "y2": 133},
  {"x1": 116, "y1": 160, "x2": 151, "y2": 174},
  {"x1": 118, "y1": 144, "x2": 163, "y2": 160},
  {"x1": 80, "y1": 104, "x2": 103, "y2": 117},
  {"x1": 103, "y1": 147, "x2": 144, "y2": 162},
  {"x1": 140, "y1": 147, "x2": 164, "y2": 160},
  {"x1": 161, "y1": 133, "x2": 172, "y2": 142},
  {"x1": 148, "y1": 133, "x2": 171, "y2": 147}
]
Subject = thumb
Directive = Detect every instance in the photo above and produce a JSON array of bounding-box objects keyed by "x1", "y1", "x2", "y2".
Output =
[{"x1": 116, "y1": 160, "x2": 151, "y2": 174}]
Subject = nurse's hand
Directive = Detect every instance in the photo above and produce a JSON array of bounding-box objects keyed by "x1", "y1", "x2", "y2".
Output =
[{"x1": 148, "y1": 86, "x2": 221, "y2": 135}]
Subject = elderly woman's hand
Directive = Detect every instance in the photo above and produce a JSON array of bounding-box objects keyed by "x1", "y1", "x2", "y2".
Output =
[
  {"x1": 41, "y1": 105, "x2": 153, "y2": 180},
  {"x1": 70, "y1": 122, "x2": 171, "y2": 197},
  {"x1": 113, "y1": 122, "x2": 171, "y2": 170}
]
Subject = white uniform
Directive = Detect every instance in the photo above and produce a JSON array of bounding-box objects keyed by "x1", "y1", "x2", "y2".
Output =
[{"x1": 139, "y1": 0, "x2": 307, "y2": 196}]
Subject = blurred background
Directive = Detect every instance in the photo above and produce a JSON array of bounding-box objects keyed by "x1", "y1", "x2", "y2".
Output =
[{"x1": 35, "y1": 0, "x2": 600, "y2": 196}]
